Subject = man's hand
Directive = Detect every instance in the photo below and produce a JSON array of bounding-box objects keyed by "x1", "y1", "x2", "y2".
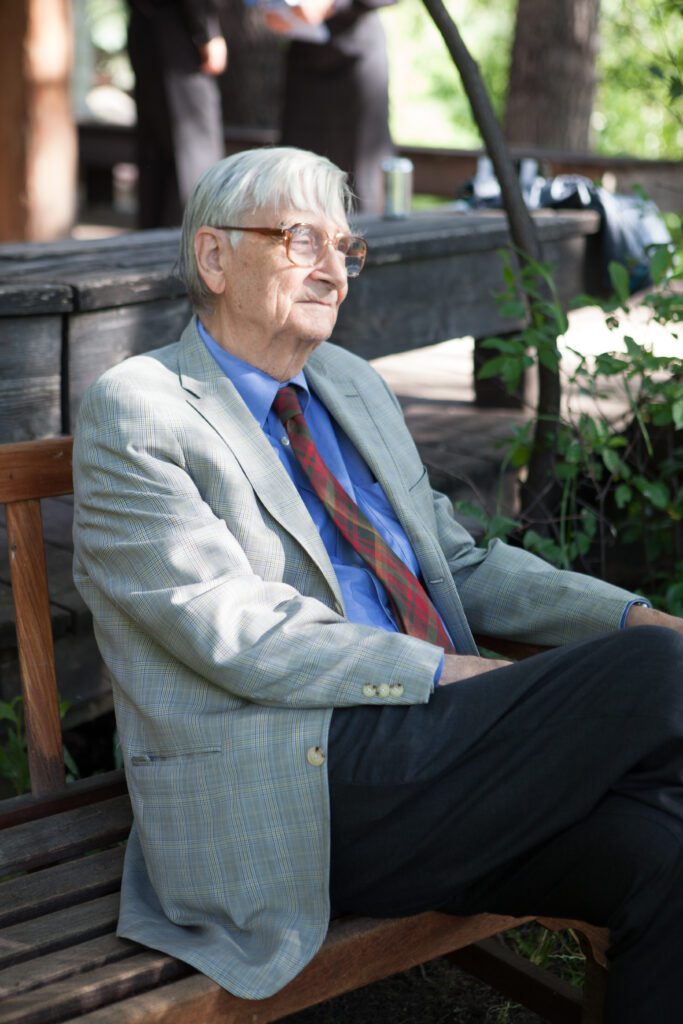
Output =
[
  {"x1": 199, "y1": 36, "x2": 228, "y2": 76},
  {"x1": 625, "y1": 603, "x2": 683, "y2": 635},
  {"x1": 439, "y1": 653, "x2": 512, "y2": 687},
  {"x1": 287, "y1": 0, "x2": 336, "y2": 24}
]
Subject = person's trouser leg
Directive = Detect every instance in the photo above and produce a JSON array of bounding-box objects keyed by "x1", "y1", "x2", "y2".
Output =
[
  {"x1": 448, "y1": 794, "x2": 683, "y2": 1022},
  {"x1": 327, "y1": 626, "x2": 683, "y2": 1021}
]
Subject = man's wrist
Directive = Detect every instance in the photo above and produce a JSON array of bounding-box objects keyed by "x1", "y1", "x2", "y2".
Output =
[{"x1": 621, "y1": 599, "x2": 650, "y2": 629}]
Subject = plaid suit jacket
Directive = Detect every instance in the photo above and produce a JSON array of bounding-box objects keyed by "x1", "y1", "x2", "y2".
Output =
[{"x1": 73, "y1": 318, "x2": 636, "y2": 997}]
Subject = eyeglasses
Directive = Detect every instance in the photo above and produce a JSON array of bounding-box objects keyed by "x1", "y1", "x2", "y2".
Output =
[{"x1": 212, "y1": 222, "x2": 368, "y2": 278}]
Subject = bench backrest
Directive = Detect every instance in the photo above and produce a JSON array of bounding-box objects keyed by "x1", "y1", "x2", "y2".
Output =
[{"x1": 0, "y1": 437, "x2": 73, "y2": 796}]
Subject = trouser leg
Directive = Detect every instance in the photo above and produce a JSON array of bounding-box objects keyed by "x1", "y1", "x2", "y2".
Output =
[
  {"x1": 449, "y1": 794, "x2": 683, "y2": 1023},
  {"x1": 328, "y1": 626, "x2": 683, "y2": 1019}
]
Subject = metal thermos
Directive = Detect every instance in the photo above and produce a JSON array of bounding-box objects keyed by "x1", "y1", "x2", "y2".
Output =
[{"x1": 381, "y1": 157, "x2": 413, "y2": 218}]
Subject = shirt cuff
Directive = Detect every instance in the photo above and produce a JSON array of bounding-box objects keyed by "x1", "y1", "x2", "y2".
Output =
[
  {"x1": 619, "y1": 598, "x2": 651, "y2": 629},
  {"x1": 433, "y1": 652, "x2": 444, "y2": 688}
]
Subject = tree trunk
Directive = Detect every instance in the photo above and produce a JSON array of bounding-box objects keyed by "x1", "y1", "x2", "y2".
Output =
[
  {"x1": 421, "y1": 0, "x2": 561, "y2": 523},
  {"x1": 504, "y1": 0, "x2": 600, "y2": 151},
  {"x1": 0, "y1": 0, "x2": 77, "y2": 242}
]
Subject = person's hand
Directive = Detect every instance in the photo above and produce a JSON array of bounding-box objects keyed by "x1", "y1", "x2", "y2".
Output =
[
  {"x1": 292, "y1": 0, "x2": 336, "y2": 24},
  {"x1": 263, "y1": 9, "x2": 294, "y2": 32},
  {"x1": 439, "y1": 652, "x2": 512, "y2": 686},
  {"x1": 625, "y1": 603, "x2": 683, "y2": 635},
  {"x1": 199, "y1": 36, "x2": 228, "y2": 76}
]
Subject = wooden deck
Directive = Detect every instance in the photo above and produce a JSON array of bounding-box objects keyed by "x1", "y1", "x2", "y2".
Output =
[{"x1": 0, "y1": 208, "x2": 600, "y2": 440}]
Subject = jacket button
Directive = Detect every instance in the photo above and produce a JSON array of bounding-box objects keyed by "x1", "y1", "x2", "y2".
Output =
[
  {"x1": 306, "y1": 746, "x2": 325, "y2": 767},
  {"x1": 378, "y1": 683, "x2": 391, "y2": 698},
  {"x1": 390, "y1": 683, "x2": 405, "y2": 697},
  {"x1": 362, "y1": 684, "x2": 377, "y2": 698}
]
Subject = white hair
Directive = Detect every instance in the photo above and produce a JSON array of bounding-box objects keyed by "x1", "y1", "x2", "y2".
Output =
[{"x1": 178, "y1": 147, "x2": 354, "y2": 312}]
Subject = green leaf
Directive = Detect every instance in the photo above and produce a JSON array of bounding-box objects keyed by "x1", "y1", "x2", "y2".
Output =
[
  {"x1": 554, "y1": 462, "x2": 578, "y2": 482},
  {"x1": 486, "y1": 514, "x2": 519, "y2": 540},
  {"x1": 602, "y1": 448, "x2": 629, "y2": 477},
  {"x1": 497, "y1": 301, "x2": 526, "y2": 320},
  {"x1": 476, "y1": 356, "x2": 509, "y2": 380},
  {"x1": 670, "y1": 77, "x2": 683, "y2": 102},
  {"x1": 479, "y1": 337, "x2": 525, "y2": 355},
  {"x1": 538, "y1": 345, "x2": 561, "y2": 373},
  {"x1": 673, "y1": 398, "x2": 683, "y2": 430},
  {"x1": 608, "y1": 261, "x2": 630, "y2": 305},
  {"x1": 636, "y1": 479, "x2": 670, "y2": 510},
  {"x1": 623, "y1": 335, "x2": 641, "y2": 358},
  {"x1": 649, "y1": 245, "x2": 672, "y2": 284},
  {"x1": 63, "y1": 745, "x2": 80, "y2": 781},
  {"x1": 453, "y1": 500, "x2": 487, "y2": 524},
  {"x1": 615, "y1": 484, "x2": 633, "y2": 509},
  {"x1": 0, "y1": 699, "x2": 22, "y2": 727}
]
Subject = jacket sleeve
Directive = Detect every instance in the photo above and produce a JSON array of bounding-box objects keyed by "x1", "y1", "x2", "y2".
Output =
[
  {"x1": 429, "y1": 489, "x2": 642, "y2": 647},
  {"x1": 73, "y1": 372, "x2": 440, "y2": 710},
  {"x1": 368, "y1": 359, "x2": 642, "y2": 648},
  {"x1": 176, "y1": 0, "x2": 222, "y2": 48}
]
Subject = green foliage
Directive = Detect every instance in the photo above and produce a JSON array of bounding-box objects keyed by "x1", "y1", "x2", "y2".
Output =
[
  {"x1": 383, "y1": 0, "x2": 683, "y2": 159},
  {"x1": 384, "y1": 0, "x2": 515, "y2": 148},
  {"x1": 506, "y1": 924, "x2": 586, "y2": 989},
  {"x1": 473, "y1": 237, "x2": 683, "y2": 610},
  {"x1": 0, "y1": 697, "x2": 79, "y2": 797},
  {"x1": 0, "y1": 698, "x2": 30, "y2": 796},
  {"x1": 596, "y1": 0, "x2": 683, "y2": 158}
]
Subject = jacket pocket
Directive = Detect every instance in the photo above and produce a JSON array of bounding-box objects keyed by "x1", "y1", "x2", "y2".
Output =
[{"x1": 130, "y1": 747, "x2": 221, "y2": 766}]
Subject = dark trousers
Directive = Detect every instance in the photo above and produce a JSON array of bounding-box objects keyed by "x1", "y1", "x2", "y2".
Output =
[
  {"x1": 328, "y1": 626, "x2": 683, "y2": 1023},
  {"x1": 281, "y1": 13, "x2": 392, "y2": 214},
  {"x1": 128, "y1": 5, "x2": 224, "y2": 228}
]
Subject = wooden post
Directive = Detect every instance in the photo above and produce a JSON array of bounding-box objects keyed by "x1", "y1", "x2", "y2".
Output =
[{"x1": 0, "y1": 0, "x2": 77, "y2": 242}]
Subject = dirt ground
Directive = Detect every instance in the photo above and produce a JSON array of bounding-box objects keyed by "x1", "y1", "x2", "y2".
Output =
[{"x1": 282, "y1": 955, "x2": 545, "y2": 1024}]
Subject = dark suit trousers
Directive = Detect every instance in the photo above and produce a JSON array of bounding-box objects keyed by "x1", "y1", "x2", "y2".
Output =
[
  {"x1": 128, "y1": 5, "x2": 224, "y2": 228},
  {"x1": 280, "y1": 12, "x2": 392, "y2": 215},
  {"x1": 328, "y1": 626, "x2": 683, "y2": 1023}
]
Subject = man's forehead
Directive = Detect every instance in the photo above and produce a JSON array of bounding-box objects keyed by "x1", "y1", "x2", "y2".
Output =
[{"x1": 246, "y1": 205, "x2": 351, "y2": 234}]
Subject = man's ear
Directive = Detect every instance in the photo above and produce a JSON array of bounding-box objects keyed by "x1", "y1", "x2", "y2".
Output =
[{"x1": 194, "y1": 227, "x2": 228, "y2": 297}]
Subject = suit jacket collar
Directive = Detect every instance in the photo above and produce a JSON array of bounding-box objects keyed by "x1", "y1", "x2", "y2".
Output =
[{"x1": 305, "y1": 346, "x2": 422, "y2": 550}]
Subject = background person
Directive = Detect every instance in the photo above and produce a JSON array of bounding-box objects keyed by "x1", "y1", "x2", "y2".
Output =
[
  {"x1": 126, "y1": 0, "x2": 228, "y2": 228},
  {"x1": 265, "y1": 0, "x2": 395, "y2": 213},
  {"x1": 73, "y1": 147, "x2": 683, "y2": 1023}
]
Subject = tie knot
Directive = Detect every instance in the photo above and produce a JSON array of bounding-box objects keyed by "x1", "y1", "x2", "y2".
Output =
[{"x1": 273, "y1": 385, "x2": 303, "y2": 425}]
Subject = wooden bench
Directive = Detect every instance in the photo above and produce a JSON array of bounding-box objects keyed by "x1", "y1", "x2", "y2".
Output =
[{"x1": 0, "y1": 437, "x2": 609, "y2": 1024}]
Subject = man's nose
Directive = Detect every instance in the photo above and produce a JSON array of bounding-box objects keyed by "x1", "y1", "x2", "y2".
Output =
[{"x1": 316, "y1": 241, "x2": 349, "y2": 286}]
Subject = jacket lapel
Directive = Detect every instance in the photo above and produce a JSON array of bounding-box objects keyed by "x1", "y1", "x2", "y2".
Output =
[
  {"x1": 177, "y1": 321, "x2": 344, "y2": 609},
  {"x1": 307, "y1": 346, "x2": 478, "y2": 653},
  {"x1": 306, "y1": 348, "x2": 422, "y2": 543}
]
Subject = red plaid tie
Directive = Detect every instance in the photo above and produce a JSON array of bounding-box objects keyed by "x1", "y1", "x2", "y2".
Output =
[{"x1": 273, "y1": 386, "x2": 454, "y2": 651}]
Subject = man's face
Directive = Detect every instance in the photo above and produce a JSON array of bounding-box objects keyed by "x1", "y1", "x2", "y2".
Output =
[{"x1": 219, "y1": 206, "x2": 351, "y2": 354}]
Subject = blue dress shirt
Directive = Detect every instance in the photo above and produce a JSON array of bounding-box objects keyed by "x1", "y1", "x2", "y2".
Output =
[{"x1": 198, "y1": 321, "x2": 450, "y2": 677}]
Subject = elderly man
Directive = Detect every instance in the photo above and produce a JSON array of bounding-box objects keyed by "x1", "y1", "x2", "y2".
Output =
[{"x1": 73, "y1": 147, "x2": 683, "y2": 1023}]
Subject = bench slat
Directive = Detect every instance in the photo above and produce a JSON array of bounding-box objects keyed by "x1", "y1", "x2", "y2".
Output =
[
  {"x1": 0, "y1": 771, "x2": 127, "y2": 830},
  {"x1": 0, "y1": 795, "x2": 132, "y2": 874},
  {"x1": 57, "y1": 912, "x2": 531, "y2": 1024},
  {"x1": 0, "y1": 933, "x2": 138, "y2": 1000},
  {"x1": 0, "y1": 950, "x2": 190, "y2": 1024},
  {"x1": 0, "y1": 847, "x2": 125, "y2": 928},
  {"x1": 0, "y1": 894, "x2": 120, "y2": 971}
]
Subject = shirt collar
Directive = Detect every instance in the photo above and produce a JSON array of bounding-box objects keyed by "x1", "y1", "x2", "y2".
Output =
[{"x1": 197, "y1": 318, "x2": 310, "y2": 426}]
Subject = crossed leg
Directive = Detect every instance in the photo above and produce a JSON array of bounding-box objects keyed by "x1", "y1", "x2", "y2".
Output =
[{"x1": 328, "y1": 626, "x2": 683, "y2": 1022}]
